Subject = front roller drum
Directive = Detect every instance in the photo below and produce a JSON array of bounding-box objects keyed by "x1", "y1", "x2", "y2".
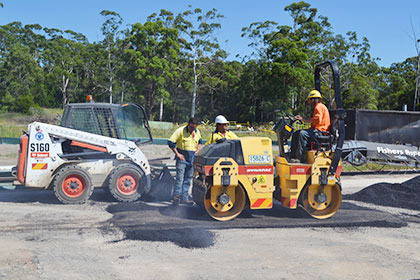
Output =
[
  {"x1": 202, "y1": 184, "x2": 246, "y2": 221},
  {"x1": 300, "y1": 183, "x2": 342, "y2": 219}
]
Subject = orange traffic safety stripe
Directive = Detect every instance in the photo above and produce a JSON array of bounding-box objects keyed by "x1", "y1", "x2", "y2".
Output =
[
  {"x1": 32, "y1": 163, "x2": 48, "y2": 170},
  {"x1": 250, "y1": 198, "x2": 272, "y2": 209},
  {"x1": 336, "y1": 165, "x2": 343, "y2": 176},
  {"x1": 281, "y1": 197, "x2": 297, "y2": 208}
]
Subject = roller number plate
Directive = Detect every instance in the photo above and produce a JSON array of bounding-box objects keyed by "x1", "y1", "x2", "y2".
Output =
[{"x1": 249, "y1": 155, "x2": 271, "y2": 163}]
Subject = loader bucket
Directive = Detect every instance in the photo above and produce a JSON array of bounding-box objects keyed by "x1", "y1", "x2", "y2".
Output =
[{"x1": 144, "y1": 166, "x2": 174, "y2": 201}]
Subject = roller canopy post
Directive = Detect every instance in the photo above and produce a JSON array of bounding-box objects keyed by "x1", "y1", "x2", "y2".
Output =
[{"x1": 314, "y1": 61, "x2": 345, "y2": 176}]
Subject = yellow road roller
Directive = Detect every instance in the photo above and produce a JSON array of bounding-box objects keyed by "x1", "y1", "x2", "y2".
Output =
[{"x1": 192, "y1": 61, "x2": 345, "y2": 221}]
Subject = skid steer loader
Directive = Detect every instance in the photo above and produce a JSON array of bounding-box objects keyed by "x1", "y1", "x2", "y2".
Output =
[
  {"x1": 192, "y1": 61, "x2": 345, "y2": 221},
  {"x1": 14, "y1": 102, "x2": 154, "y2": 204}
]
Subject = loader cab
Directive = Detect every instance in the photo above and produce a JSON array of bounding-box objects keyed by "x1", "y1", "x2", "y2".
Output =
[{"x1": 61, "y1": 102, "x2": 152, "y2": 144}]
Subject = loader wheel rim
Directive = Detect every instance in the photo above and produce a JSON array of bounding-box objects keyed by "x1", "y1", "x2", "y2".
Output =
[
  {"x1": 117, "y1": 174, "x2": 138, "y2": 195},
  {"x1": 62, "y1": 175, "x2": 85, "y2": 198}
]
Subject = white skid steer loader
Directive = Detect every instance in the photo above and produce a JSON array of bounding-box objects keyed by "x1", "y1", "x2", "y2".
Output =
[{"x1": 14, "y1": 102, "x2": 154, "y2": 204}]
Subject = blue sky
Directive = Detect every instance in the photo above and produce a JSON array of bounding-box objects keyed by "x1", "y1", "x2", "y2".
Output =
[{"x1": 1, "y1": 0, "x2": 420, "y2": 67}]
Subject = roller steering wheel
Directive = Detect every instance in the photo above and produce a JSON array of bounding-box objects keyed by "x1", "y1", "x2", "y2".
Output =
[
  {"x1": 285, "y1": 112, "x2": 303, "y2": 126},
  {"x1": 273, "y1": 110, "x2": 301, "y2": 132}
]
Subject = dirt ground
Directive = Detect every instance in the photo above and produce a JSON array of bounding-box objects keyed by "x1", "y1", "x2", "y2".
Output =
[{"x1": 0, "y1": 144, "x2": 420, "y2": 279}]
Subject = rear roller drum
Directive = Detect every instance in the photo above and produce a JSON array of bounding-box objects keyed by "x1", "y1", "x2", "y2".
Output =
[
  {"x1": 300, "y1": 183, "x2": 342, "y2": 219},
  {"x1": 203, "y1": 184, "x2": 246, "y2": 221}
]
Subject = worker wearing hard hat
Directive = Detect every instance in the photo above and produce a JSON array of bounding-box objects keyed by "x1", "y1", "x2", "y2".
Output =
[
  {"x1": 205, "y1": 115, "x2": 238, "y2": 145},
  {"x1": 290, "y1": 90, "x2": 331, "y2": 162}
]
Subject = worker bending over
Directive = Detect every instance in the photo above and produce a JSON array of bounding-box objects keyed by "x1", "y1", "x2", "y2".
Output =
[
  {"x1": 206, "y1": 115, "x2": 238, "y2": 145},
  {"x1": 290, "y1": 90, "x2": 330, "y2": 162},
  {"x1": 168, "y1": 117, "x2": 203, "y2": 205}
]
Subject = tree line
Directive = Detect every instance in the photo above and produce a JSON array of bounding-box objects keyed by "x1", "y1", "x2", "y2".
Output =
[{"x1": 0, "y1": 2, "x2": 418, "y2": 123}]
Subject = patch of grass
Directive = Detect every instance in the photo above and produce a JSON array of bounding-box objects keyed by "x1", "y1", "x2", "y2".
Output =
[
  {"x1": 0, "y1": 108, "x2": 63, "y2": 138},
  {"x1": 0, "y1": 125, "x2": 26, "y2": 138},
  {"x1": 0, "y1": 110, "x2": 279, "y2": 141},
  {"x1": 0, "y1": 153, "x2": 18, "y2": 159}
]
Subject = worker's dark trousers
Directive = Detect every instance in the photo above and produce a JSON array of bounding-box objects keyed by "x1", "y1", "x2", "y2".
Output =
[{"x1": 290, "y1": 129, "x2": 321, "y2": 161}]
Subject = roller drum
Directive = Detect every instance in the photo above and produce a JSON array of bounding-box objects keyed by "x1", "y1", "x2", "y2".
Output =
[{"x1": 192, "y1": 177, "x2": 206, "y2": 208}]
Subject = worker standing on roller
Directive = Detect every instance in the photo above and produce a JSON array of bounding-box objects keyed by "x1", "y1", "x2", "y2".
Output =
[
  {"x1": 205, "y1": 115, "x2": 238, "y2": 145},
  {"x1": 168, "y1": 117, "x2": 203, "y2": 205},
  {"x1": 290, "y1": 90, "x2": 330, "y2": 162}
]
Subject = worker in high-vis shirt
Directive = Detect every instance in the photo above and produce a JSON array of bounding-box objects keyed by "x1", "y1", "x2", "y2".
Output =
[
  {"x1": 168, "y1": 117, "x2": 202, "y2": 206},
  {"x1": 290, "y1": 90, "x2": 331, "y2": 162},
  {"x1": 205, "y1": 115, "x2": 238, "y2": 145}
]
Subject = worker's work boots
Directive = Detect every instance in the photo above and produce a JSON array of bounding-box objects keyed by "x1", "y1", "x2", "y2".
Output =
[
  {"x1": 172, "y1": 194, "x2": 181, "y2": 206},
  {"x1": 181, "y1": 199, "x2": 194, "y2": 206}
]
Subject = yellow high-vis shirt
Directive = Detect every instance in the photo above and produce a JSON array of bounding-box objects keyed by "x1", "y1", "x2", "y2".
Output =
[
  {"x1": 168, "y1": 125, "x2": 202, "y2": 163},
  {"x1": 205, "y1": 130, "x2": 238, "y2": 145}
]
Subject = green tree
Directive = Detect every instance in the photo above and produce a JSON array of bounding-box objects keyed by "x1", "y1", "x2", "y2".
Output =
[
  {"x1": 378, "y1": 58, "x2": 416, "y2": 110},
  {"x1": 99, "y1": 10, "x2": 124, "y2": 103},
  {"x1": 0, "y1": 43, "x2": 43, "y2": 113},
  {"x1": 124, "y1": 11, "x2": 180, "y2": 119},
  {"x1": 43, "y1": 28, "x2": 87, "y2": 107},
  {"x1": 175, "y1": 7, "x2": 224, "y2": 117}
]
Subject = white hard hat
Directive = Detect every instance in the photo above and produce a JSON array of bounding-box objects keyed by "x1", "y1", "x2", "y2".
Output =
[{"x1": 215, "y1": 115, "x2": 228, "y2": 124}]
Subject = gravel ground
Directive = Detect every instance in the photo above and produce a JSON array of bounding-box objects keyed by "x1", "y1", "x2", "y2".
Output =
[
  {"x1": 346, "y1": 175, "x2": 420, "y2": 210},
  {"x1": 0, "y1": 144, "x2": 420, "y2": 279}
]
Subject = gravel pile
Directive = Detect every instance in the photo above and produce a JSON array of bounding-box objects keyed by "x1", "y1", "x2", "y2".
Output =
[{"x1": 345, "y1": 175, "x2": 420, "y2": 210}]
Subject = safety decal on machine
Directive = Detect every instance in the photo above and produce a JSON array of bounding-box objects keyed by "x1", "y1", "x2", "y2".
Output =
[
  {"x1": 250, "y1": 198, "x2": 272, "y2": 209},
  {"x1": 30, "y1": 152, "x2": 49, "y2": 158},
  {"x1": 257, "y1": 175, "x2": 266, "y2": 184},
  {"x1": 32, "y1": 163, "x2": 48, "y2": 170},
  {"x1": 35, "y1": 132, "x2": 44, "y2": 141}
]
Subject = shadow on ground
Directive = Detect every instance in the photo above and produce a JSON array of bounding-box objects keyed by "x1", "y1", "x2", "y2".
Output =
[
  {"x1": 102, "y1": 200, "x2": 407, "y2": 249},
  {"x1": 0, "y1": 187, "x2": 115, "y2": 205}
]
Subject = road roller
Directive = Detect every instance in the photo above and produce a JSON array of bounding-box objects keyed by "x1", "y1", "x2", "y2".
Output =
[{"x1": 192, "y1": 61, "x2": 346, "y2": 221}]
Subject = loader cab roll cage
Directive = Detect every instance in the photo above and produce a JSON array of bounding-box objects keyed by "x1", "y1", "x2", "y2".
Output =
[{"x1": 61, "y1": 102, "x2": 153, "y2": 145}]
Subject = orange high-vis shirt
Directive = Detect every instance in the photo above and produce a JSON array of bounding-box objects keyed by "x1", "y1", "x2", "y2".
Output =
[{"x1": 311, "y1": 102, "x2": 330, "y2": 131}]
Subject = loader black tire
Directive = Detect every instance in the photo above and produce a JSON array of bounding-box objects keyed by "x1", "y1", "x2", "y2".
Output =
[
  {"x1": 53, "y1": 165, "x2": 93, "y2": 204},
  {"x1": 107, "y1": 163, "x2": 144, "y2": 202}
]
